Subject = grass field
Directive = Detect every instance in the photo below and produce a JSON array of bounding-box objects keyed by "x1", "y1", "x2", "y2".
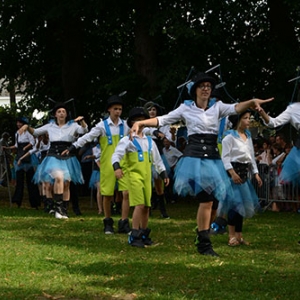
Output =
[{"x1": 0, "y1": 187, "x2": 300, "y2": 300}]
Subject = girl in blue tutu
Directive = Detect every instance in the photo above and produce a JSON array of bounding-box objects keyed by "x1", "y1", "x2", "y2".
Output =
[
  {"x1": 219, "y1": 111, "x2": 262, "y2": 247},
  {"x1": 130, "y1": 71, "x2": 273, "y2": 256},
  {"x1": 18, "y1": 103, "x2": 88, "y2": 219},
  {"x1": 259, "y1": 103, "x2": 300, "y2": 185}
]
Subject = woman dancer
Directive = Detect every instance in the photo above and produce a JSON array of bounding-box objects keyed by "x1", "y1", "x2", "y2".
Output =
[
  {"x1": 131, "y1": 72, "x2": 273, "y2": 256},
  {"x1": 18, "y1": 103, "x2": 88, "y2": 219}
]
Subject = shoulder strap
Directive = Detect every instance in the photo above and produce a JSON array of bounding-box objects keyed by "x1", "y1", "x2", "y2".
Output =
[
  {"x1": 132, "y1": 138, "x2": 144, "y2": 162},
  {"x1": 147, "y1": 136, "x2": 152, "y2": 162},
  {"x1": 104, "y1": 119, "x2": 124, "y2": 145},
  {"x1": 103, "y1": 119, "x2": 112, "y2": 145}
]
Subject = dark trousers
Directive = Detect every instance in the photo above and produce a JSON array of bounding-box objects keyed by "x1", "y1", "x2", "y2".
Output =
[{"x1": 12, "y1": 167, "x2": 40, "y2": 208}]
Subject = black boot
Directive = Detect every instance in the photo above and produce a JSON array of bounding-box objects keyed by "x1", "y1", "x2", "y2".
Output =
[
  {"x1": 195, "y1": 230, "x2": 219, "y2": 257},
  {"x1": 128, "y1": 229, "x2": 144, "y2": 248},
  {"x1": 63, "y1": 201, "x2": 69, "y2": 217},
  {"x1": 42, "y1": 195, "x2": 48, "y2": 213},
  {"x1": 158, "y1": 194, "x2": 170, "y2": 219},
  {"x1": 103, "y1": 217, "x2": 114, "y2": 234},
  {"x1": 141, "y1": 228, "x2": 153, "y2": 246},
  {"x1": 118, "y1": 218, "x2": 131, "y2": 234},
  {"x1": 210, "y1": 217, "x2": 228, "y2": 235},
  {"x1": 54, "y1": 194, "x2": 68, "y2": 219},
  {"x1": 151, "y1": 191, "x2": 158, "y2": 210},
  {"x1": 46, "y1": 198, "x2": 55, "y2": 214}
]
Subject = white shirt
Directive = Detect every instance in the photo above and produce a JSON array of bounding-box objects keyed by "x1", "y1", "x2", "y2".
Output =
[
  {"x1": 33, "y1": 120, "x2": 88, "y2": 142},
  {"x1": 14, "y1": 131, "x2": 35, "y2": 147},
  {"x1": 266, "y1": 102, "x2": 300, "y2": 130},
  {"x1": 112, "y1": 135, "x2": 166, "y2": 175},
  {"x1": 157, "y1": 101, "x2": 237, "y2": 136},
  {"x1": 73, "y1": 117, "x2": 129, "y2": 148},
  {"x1": 92, "y1": 145, "x2": 101, "y2": 163},
  {"x1": 162, "y1": 145, "x2": 183, "y2": 168},
  {"x1": 222, "y1": 131, "x2": 258, "y2": 175}
]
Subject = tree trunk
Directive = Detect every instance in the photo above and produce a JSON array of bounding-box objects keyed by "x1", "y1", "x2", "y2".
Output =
[{"x1": 133, "y1": 0, "x2": 159, "y2": 97}]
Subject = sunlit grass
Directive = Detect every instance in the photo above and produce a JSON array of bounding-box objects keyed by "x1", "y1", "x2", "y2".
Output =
[{"x1": 0, "y1": 189, "x2": 300, "y2": 299}]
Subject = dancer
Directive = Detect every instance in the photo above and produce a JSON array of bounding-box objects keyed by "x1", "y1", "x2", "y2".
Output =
[
  {"x1": 259, "y1": 101, "x2": 300, "y2": 242},
  {"x1": 63, "y1": 95, "x2": 131, "y2": 234},
  {"x1": 5, "y1": 117, "x2": 40, "y2": 208},
  {"x1": 259, "y1": 103, "x2": 300, "y2": 185},
  {"x1": 112, "y1": 107, "x2": 169, "y2": 247},
  {"x1": 18, "y1": 103, "x2": 88, "y2": 219},
  {"x1": 219, "y1": 111, "x2": 262, "y2": 246},
  {"x1": 87, "y1": 143, "x2": 103, "y2": 214},
  {"x1": 144, "y1": 101, "x2": 172, "y2": 218},
  {"x1": 131, "y1": 71, "x2": 273, "y2": 256}
]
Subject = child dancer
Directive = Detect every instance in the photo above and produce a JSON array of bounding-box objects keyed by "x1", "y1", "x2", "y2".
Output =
[
  {"x1": 112, "y1": 107, "x2": 169, "y2": 247},
  {"x1": 219, "y1": 111, "x2": 262, "y2": 246}
]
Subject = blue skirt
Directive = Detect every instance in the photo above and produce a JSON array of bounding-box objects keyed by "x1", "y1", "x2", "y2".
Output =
[
  {"x1": 280, "y1": 146, "x2": 300, "y2": 185},
  {"x1": 173, "y1": 156, "x2": 233, "y2": 202},
  {"x1": 217, "y1": 178, "x2": 260, "y2": 218},
  {"x1": 89, "y1": 170, "x2": 100, "y2": 190},
  {"x1": 33, "y1": 156, "x2": 84, "y2": 185},
  {"x1": 14, "y1": 154, "x2": 40, "y2": 172}
]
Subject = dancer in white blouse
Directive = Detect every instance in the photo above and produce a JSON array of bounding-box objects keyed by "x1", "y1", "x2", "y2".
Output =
[
  {"x1": 18, "y1": 103, "x2": 88, "y2": 219},
  {"x1": 130, "y1": 71, "x2": 273, "y2": 256},
  {"x1": 219, "y1": 111, "x2": 262, "y2": 246}
]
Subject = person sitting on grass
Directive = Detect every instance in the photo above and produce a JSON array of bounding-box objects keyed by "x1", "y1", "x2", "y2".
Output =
[{"x1": 112, "y1": 107, "x2": 169, "y2": 248}]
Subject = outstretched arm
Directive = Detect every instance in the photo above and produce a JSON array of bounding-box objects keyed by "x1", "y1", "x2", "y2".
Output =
[
  {"x1": 130, "y1": 117, "x2": 159, "y2": 140},
  {"x1": 258, "y1": 109, "x2": 270, "y2": 124},
  {"x1": 235, "y1": 98, "x2": 274, "y2": 114}
]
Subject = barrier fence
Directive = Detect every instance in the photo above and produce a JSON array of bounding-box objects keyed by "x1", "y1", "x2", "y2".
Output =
[{"x1": 252, "y1": 163, "x2": 300, "y2": 211}]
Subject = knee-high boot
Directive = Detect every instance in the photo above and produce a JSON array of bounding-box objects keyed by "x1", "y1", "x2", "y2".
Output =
[
  {"x1": 158, "y1": 194, "x2": 170, "y2": 219},
  {"x1": 53, "y1": 194, "x2": 68, "y2": 219},
  {"x1": 195, "y1": 229, "x2": 219, "y2": 257}
]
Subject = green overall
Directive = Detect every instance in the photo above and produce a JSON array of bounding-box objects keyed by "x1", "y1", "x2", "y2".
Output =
[
  {"x1": 100, "y1": 120, "x2": 127, "y2": 196},
  {"x1": 126, "y1": 137, "x2": 152, "y2": 207}
]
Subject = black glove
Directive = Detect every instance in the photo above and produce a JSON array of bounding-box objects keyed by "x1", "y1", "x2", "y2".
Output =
[
  {"x1": 67, "y1": 145, "x2": 77, "y2": 154},
  {"x1": 113, "y1": 162, "x2": 121, "y2": 171},
  {"x1": 159, "y1": 170, "x2": 168, "y2": 180}
]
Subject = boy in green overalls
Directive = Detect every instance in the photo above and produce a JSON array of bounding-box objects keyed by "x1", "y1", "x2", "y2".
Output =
[
  {"x1": 64, "y1": 95, "x2": 130, "y2": 234},
  {"x1": 112, "y1": 107, "x2": 169, "y2": 247}
]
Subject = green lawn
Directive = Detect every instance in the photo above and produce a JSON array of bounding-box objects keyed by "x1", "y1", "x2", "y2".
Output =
[{"x1": 0, "y1": 188, "x2": 300, "y2": 300}]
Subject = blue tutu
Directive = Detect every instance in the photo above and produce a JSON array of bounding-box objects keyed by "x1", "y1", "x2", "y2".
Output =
[
  {"x1": 279, "y1": 146, "x2": 300, "y2": 185},
  {"x1": 14, "y1": 154, "x2": 40, "y2": 172},
  {"x1": 89, "y1": 170, "x2": 100, "y2": 189},
  {"x1": 173, "y1": 157, "x2": 233, "y2": 202},
  {"x1": 33, "y1": 156, "x2": 84, "y2": 185},
  {"x1": 217, "y1": 178, "x2": 260, "y2": 218},
  {"x1": 152, "y1": 154, "x2": 170, "y2": 180}
]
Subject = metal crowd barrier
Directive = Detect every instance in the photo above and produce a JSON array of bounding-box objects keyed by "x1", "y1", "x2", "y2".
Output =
[{"x1": 251, "y1": 163, "x2": 300, "y2": 211}]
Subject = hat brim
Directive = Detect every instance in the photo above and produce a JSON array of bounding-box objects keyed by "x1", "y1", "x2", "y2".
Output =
[
  {"x1": 190, "y1": 77, "x2": 216, "y2": 98},
  {"x1": 127, "y1": 113, "x2": 149, "y2": 128},
  {"x1": 52, "y1": 104, "x2": 69, "y2": 115},
  {"x1": 16, "y1": 118, "x2": 29, "y2": 125}
]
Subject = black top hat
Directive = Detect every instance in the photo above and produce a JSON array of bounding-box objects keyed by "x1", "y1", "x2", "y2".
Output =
[
  {"x1": 228, "y1": 110, "x2": 251, "y2": 129},
  {"x1": 106, "y1": 95, "x2": 124, "y2": 110},
  {"x1": 144, "y1": 101, "x2": 163, "y2": 116},
  {"x1": 127, "y1": 107, "x2": 149, "y2": 128},
  {"x1": 189, "y1": 72, "x2": 216, "y2": 98},
  {"x1": 16, "y1": 116, "x2": 29, "y2": 125},
  {"x1": 52, "y1": 102, "x2": 69, "y2": 116}
]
